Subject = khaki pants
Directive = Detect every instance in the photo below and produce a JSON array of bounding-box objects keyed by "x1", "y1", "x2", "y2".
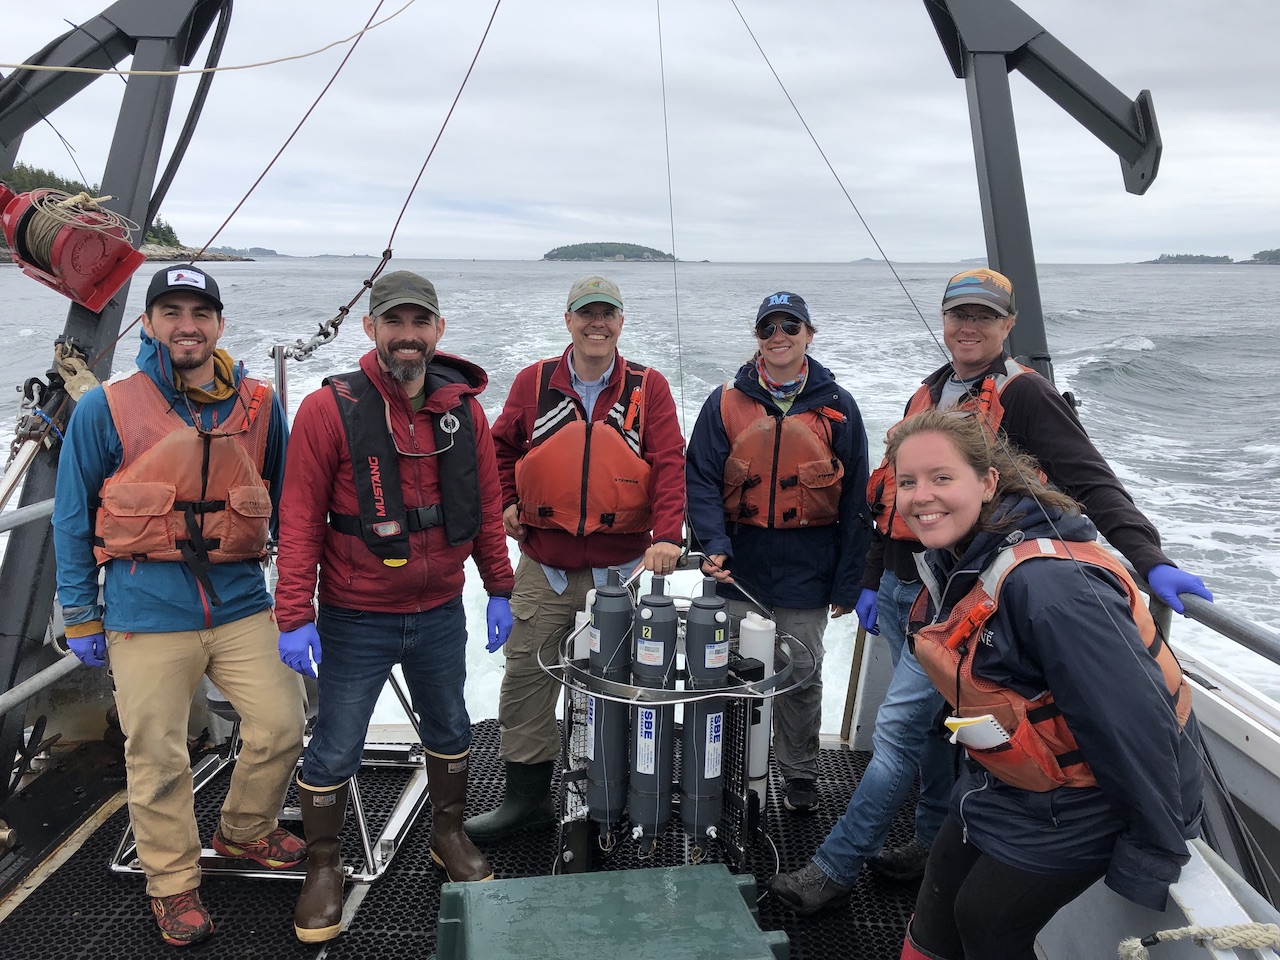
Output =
[
  {"x1": 107, "y1": 608, "x2": 305, "y2": 897},
  {"x1": 726, "y1": 599, "x2": 830, "y2": 781},
  {"x1": 497, "y1": 554, "x2": 596, "y2": 765}
]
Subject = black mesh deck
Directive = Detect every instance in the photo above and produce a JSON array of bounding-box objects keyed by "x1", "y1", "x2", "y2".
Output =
[{"x1": 0, "y1": 719, "x2": 919, "y2": 959}]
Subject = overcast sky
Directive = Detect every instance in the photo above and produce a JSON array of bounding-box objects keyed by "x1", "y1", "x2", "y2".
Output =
[{"x1": 4, "y1": 0, "x2": 1278, "y2": 263}]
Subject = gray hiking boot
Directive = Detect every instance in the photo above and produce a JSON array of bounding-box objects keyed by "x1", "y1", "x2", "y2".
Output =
[
  {"x1": 770, "y1": 860, "x2": 853, "y2": 915},
  {"x1": 867, "y1": 835, "x2": 932, "y2": 882}
]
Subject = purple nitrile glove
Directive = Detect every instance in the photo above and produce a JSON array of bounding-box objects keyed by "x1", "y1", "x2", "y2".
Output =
[
  {"x1": 486, "y1": 597, "x2": 513, "y2": 653},
  {"x1": 1146, "y1": 564, "x2": 1213, "y2": 616},
  {"x1": 279, "y1": 623, "x2": 322, "y2": 678},
  {"x1": 68, "y1": 632, "x2": 107, "y2": 668},
  {"x1": 855, "y1": 588, "x2": 880, "y2": 636}
]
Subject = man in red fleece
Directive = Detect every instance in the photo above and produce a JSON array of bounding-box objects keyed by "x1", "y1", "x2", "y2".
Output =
[
  {"x1": 464, "y1": 275, "x2": 686, "y2": 842},
  {"x1": 274, "y1": 270, "x2": 514, "y2": 943}
]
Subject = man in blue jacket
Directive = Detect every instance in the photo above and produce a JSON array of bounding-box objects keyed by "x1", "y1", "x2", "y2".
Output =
[
  {"x1": 53, "y1": 265, "x2": 306, "y2": 948},
  {"x1": 685, "y1": 291, "x2": 871, "y2": 813}
]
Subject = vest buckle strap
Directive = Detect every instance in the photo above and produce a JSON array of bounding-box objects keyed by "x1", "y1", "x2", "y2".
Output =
[
  {"x1": 173, "y1": 498, "x2": 227, "y2": 515},
  {"x1": 406, "y1": 504, "x2": 443, "y2": 531}
]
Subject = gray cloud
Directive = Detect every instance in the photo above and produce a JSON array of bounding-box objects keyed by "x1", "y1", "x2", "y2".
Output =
[{"x1": 5, "y1": 0, "x2": 1278, "y2": 262}]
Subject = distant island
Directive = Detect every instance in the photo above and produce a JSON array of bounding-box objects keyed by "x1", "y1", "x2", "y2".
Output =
[
  {"x1": 1143, "y1": 253, "x2": 1233, "y2": 264},
  {"x1": 142, "y1": 244, "x2": 251, "y2": 262},
  {"x1": 205, "y1": 245, "x2": 283, "y2": 258},
  {"x1": 1143, "y1": 249, "x2": 1280, "y2": 265},
  {"x1": 543, "y1": 242, "x2": 673, "y2": 262},
  {"x1": 1241, "y1": 248, "x2": 1280, "y2": 265}
]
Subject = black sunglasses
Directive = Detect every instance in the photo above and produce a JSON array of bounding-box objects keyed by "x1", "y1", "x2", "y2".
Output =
[{"x1": 755, "y1": 318, "x2": 805, "y2": 338}]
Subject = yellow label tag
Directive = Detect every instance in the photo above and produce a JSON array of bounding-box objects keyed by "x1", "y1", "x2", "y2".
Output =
[
  {"x1": 642, "y1": 625, "x2": 652, "y2": 638},
  {"x1": 383, "y1": 558, "x2": 408, "y2": 567}
]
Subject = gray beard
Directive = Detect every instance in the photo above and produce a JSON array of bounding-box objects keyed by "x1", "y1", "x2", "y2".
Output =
[
  {"x1": 387, "y1": 355, "x2": 427, "y2": 383},
  {"x1": 379, "y1": 344, "x2": 432, "y2": 383}
]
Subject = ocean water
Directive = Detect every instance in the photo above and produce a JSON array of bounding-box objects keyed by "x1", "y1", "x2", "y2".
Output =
[{"x1": 3, "y1": 258, "x2": 1278, "y2": 729}]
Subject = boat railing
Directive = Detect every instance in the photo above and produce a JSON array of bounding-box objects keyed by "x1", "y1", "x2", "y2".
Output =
[
  {"x1": 4, "y1": 478, "x2": 1280, "y2": 738},
  {"x1": 840, "y1": 561, "x2": 1280, "y2": 745},
  {"x1": 1154, "y1": 591, "x2": 1280, "y2": 672}
]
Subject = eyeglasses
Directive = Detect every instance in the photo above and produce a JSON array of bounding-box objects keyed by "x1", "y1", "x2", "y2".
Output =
[
  {"x1": 574, "y1": 306, "x2": 621, "y2": 322},
  {"x1": 755, "y1": 318, "x2": 805, "y2": 339},
  {"x1": 943, "y1": 308, "x2": 1003, "y2": 326}
]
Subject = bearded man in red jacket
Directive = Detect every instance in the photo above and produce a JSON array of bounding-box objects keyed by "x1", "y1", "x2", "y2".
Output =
[{"x1": 274, "y1": 270, "x2": 514, "y2": 943}]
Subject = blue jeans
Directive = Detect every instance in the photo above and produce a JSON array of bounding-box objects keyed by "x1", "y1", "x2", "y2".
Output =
[
  {"x1": 301, "y1": 598, "x2": 472, "y2": 787},
  {"x1": 812, "y1": 570, "x2": 955, "y2": 885}
]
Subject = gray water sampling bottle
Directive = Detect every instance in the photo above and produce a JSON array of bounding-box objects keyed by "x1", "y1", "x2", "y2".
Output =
[
  {"x1": 628, "y1": 575, "x2": 678, "y2": 853},
  {"x1": 587, "y1": 568, "x2": 632, "y2": 830},
  {"x1": 681, "y1": 577, "x2": 729, "y2": 843}
]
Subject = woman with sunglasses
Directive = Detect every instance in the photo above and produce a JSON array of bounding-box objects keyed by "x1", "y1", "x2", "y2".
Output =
[
  {"x1": 886, "y1": 409, "x2": 1201, "y2": 960},
  {"x1": 685, "y1": 291, "x2": 871, "y2": 814}
]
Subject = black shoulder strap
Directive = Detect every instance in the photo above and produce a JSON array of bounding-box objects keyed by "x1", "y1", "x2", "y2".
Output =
[
  {"x1": 422, "y1": 362, "x2": 481, "y2": 546},
  {"x1": 325, "y1": 370, "x2": 411, "y2": 561}
]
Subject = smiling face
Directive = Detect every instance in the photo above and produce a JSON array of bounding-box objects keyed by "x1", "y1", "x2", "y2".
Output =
[
  {"x1": 942, "y1": 305, "x2": 1015, "y2": 379},
  {"x1": 364, "y1": 304, "x2": 444, "y2": 392},
  {"x1": 894, "y1": 429, "x2": 998, "y2": 550},
  {"x1": 564, "y1": 302, "x2": 623, "y2": 377},
  {"x1": 143, "y1": 292, "x2": 225, "y2": 385},
  {"x1": 755, "y1": 312, "x2": 813, "y2": 381}
]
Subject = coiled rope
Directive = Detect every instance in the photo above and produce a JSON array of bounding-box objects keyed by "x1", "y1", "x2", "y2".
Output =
[
  {"x1": 1118, "y1": 921, "x2": 1280, "y2": 958},
  {"x1": 14, "y1": 191, "x2": 139, "y2": 273}
]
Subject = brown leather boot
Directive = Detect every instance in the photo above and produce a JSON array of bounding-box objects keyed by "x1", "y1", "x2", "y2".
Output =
[
  {"x1": 426, "y1": 751, "x2": 494, "y2": 882},
  {"x1": 294, "y1": 778, "x2": 348, "y2": 943}
]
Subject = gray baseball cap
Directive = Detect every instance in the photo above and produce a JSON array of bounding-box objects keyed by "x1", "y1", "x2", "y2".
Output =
[{"x1": 567, "y1": 275, "x2": 623, "y2": 312}]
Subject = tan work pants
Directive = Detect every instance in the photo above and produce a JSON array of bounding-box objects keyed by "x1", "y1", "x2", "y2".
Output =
[
  {"x1": 107, "y1": 608, "x2": 305, "y2": 896},
  {"x1": 497, "y1": 555, "x2": 596, "y2": 765}
]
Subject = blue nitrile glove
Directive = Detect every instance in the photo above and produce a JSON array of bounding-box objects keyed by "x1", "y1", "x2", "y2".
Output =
[
  {"x1": 279, "y1": 623, "x2": 322, "y2": 678},
  {"x1": 486, "y1": 597, "x2": 513, "y2": 653},
  {"x1": 855, "y1": 588, "x2": 880, "y2": 636},
  {"x1": 1146, "y1": 564, "x2": 1213, "y2": 616},
  {"x1": 67, "y1": 632, "x2": 107, "y2": 668}
]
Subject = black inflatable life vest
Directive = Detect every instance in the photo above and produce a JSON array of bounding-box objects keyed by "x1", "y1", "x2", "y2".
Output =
[{"x1": 325, "y1": 365, "x2": 481, "y2": 563}]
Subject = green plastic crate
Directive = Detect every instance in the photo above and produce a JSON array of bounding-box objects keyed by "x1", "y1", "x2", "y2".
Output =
[{"x1": 433, "y1": 864, "x2": 789, "y2": 960}]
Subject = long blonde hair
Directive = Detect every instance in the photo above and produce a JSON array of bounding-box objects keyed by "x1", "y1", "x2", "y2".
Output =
[{"x1": 885, "y1": 408, "x2": 1079, "y2": 534}]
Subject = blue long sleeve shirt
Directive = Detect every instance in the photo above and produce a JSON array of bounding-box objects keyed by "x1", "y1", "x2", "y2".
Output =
[{"x1": 53, "y1": 331, "x2": 288, "y2": 633}]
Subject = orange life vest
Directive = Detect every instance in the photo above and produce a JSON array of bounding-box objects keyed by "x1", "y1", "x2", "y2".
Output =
[
  {"x1": 867, "y1": 358, "x2": 1034, "y2": 540},
  {"x1": 719, "y1": 385, "x2": 845, "y2": 529},
  {"x1": 515, "y1": 360, "x2": 652, "y2": 536},
  {"x1": 94, "y1": 372, "x2": 273, "y2": 581},
  {"x1": 910, "y1": 538, "x2": 1191, "y2": 792}
]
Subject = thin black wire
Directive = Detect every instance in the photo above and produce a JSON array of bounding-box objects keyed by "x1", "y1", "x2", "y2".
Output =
[
  {"x1": 147, "y1": 0, "x2": 234, "y2": 229},
  {"x1": 726, "y1": 0, "x2": 1253, "y2": 889},
  {"x1": 193, "y1": 0, "x2": 391, "y2": 259},
  {"x1": 384, "y1": 1, "x2": 503, "y2": 246},
  {"x1": 727, "y1": 0, "x2": 946, "y2": 362},
  {"x1": 0, "y1": 23, "x2": 97, "y2": 189},
  {"x1": 654, "y1": 0, "x2": 686, "y2": 436}
]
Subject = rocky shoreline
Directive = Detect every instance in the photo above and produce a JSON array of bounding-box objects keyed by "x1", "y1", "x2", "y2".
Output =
[{"x1": 141, "y1": 244, "x2": 252, "y2": 262}]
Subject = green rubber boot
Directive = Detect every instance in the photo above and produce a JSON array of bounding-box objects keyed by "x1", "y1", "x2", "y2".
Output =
[{"x1": 462, "y1": 760, "x2": 555, "y2": 842}]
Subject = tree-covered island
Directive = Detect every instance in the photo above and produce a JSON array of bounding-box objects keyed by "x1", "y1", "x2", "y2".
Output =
[
  {"x1": 2, "y1": 161, "x2": 261, "y2": 260},
  {"x1": 1142, "y1": 250, "x2": 1280, "y2": 265},
  {"x1": 1241, "y1": 248, "x2": 1280, "y2": 264},
  {"x1": 1142, "y1": 253, "x2": 1233, "y2": 264},
  {"x1": 543, "y1": 242, "x2": 674, "y2": 261}
]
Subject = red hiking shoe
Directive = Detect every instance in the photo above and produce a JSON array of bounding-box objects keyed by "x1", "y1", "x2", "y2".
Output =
[
  {"x1": 212, "y1": 826, "x2": 306, "y2": 868},
  {"x1": 151, "y1": 888, "x2": 214, "y2": 947}
]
